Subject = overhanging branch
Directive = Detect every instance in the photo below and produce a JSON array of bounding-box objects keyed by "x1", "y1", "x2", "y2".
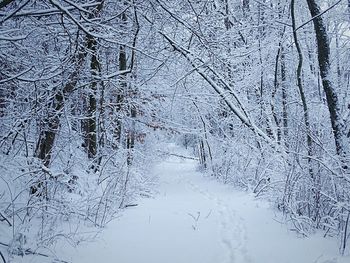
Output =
[{"x1": 159, "y1": 31, "x2": 276, "y2": 149}]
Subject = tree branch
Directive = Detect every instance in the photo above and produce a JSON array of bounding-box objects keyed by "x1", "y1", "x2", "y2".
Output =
[
  {"x1": 295, "y1": 0, "x2": 343, "y2": 31},
  {"x1": 159, "y1": 32, "x2": 276, "y2": 149}
]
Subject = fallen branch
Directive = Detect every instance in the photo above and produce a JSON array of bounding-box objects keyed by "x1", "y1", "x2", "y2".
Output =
[
  {"x1": 123, "y1": 204, "x2": 138, "y2": 208},
  {"x1": 158, "y1": 151, "x2": 199, "y2": 161},
  {"x1": 0, "y1": 241, "x2": 69, "y2": 263}
]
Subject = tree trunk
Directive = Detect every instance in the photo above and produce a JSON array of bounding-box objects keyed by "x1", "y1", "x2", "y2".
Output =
[
  {"x1": 242, "y1": 0, "x2": 249, "y2": 16},
  {"x1": 306, "y1": 0, "x2": 348, "y2": 164},
  {"x1": 281, "y1": 50, "x2": 289, "y2": 148},
  {"x1": 272, "y1": 40, "x2": 284, "y2": 144},
  {"x1": 291, "y1": 0, "x2": 312, "y2": 158},
  {"x1": 84, "y1": 2, "x2": 104, "y2": 159},
  {"x1": 31, "y1": 49, "x2": 86, "y2": 195},
  {"x1": 292, "y1": 0, "x2": 318, "y2": 222},
  {"x1": 34, "y1": 51, "x2": 86, "y2": 167},
  {"x1": 114, "y1": 12, "x2": 128, "y2": 147},
  {"x1": 86, "y1": 35, "x2": 99, "y2": 159},
  {"x1": 199, "y1": 139, "x2": 207, "y2": 169},
  {"x1": 126, "y1": 104, "x2": 136, "y2": 165}
]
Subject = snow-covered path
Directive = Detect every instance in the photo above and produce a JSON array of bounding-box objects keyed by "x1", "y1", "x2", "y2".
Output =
[{"x1": 57, "y1": 153, "x2": 347, "y2": 263}]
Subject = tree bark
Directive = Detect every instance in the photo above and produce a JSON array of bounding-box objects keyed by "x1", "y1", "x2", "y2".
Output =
[
  {"x1": 83, "y1": 2, "x2": 104, "y2": 159},
  {"x1": 34, "y1": 50, "x2": 86, "y2": 168},
  {"x1": 291, "y1": 0, "x2": 313, "y2": 159},
  {"x1": 292, "y1": 0, "x2": 319, "y2": 222},
  {"x1": 114, "y1": 12, "x2": 128, "y2": 147},
  {"x1": 85, "y1": 35, "x2": 99, "y2": 159},
  {"x1": 0, "y1": 0, "x2": 14, "y2": 9},
  {"x1": 281, "y1": 51, "x2": 289, "y2": 148},
  {"x1": 31, "y1": 48, "x2": 87, "y2": 195},
  {"x1": 306, "y1": 0, "x2": 347, "y2": 164}
]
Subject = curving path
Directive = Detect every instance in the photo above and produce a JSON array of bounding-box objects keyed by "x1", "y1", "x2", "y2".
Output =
[{"x1": 47, "y1": 148, "x2": 348, "y2": 263}]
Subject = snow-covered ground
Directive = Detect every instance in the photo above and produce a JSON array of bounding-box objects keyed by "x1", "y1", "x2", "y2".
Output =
[{"x1": 14, "y1": 148, "x2": 350, "y2": 263}]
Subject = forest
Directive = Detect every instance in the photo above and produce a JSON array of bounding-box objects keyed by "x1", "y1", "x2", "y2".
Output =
[{"x1": 0, "y1": 0, "x2": 350, "y2": 262}]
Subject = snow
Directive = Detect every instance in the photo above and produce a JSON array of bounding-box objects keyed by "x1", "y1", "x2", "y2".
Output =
[{"x1": 12, "y1": 146, "x2": 350, "y2": 263}]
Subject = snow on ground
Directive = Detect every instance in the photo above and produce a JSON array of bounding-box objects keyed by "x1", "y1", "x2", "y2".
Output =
[{"x1": 14, "y1": 147, "x2": 350, "y2": 263}]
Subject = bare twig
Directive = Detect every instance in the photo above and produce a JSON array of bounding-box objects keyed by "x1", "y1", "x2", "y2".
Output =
[
  {"x1": 295, "y1": 0, "x2": 343, "y2": 31},
  {"x1": 0, "y1": 241, "x2": 69, "y2": 263},
  {"x1": 0, "y1": 211, "x2": 12, "y2": 227},
  {"x1": 158, "y1": 150, "x2": 199, "y2": 161},
  {"x1": 0, "y1": 249, "x2": 6, "y2": 263}
]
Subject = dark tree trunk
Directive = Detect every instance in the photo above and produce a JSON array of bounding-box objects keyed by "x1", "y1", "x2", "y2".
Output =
[
  {"x1": 0, "y1": 81, "x2": 5, "y2": 117},
  {"x1": 86, "y1": 35, "x2": 99, "y2": 159},
  {"x1": 126, "y1": 104, "x2": 136, "y2": 166},
  {"x1": 291, "y1": 0, "x2": 312, "y2": 157},
  {"x1": 292, "y1": 0, "x2": 318, "y2": 222},
  {"x1": 84, "y1": 1, "x2": 103, "y2": 159},
  {"x1": 272, "y1": 42, "x2": 283, "y2": 144},
  {"x1": 31, "y1": 47, "x2": 87, "y2": 195},
  {"x1": 115, "y1": 45, "x2": 126, "y2": 145},
  {"x1": 242, "y1": 0, "x2": 250, "y2": 16},
  {"x1": 114, "y1": 12, "x2": 128, "y2": 146},
  {"x1": 199, "y1": 139, "x2": 207, "y2": 169},
  {"x1": 0, "y1": 0, "x2": 15, "y2": 9},
  {"x1": 306, "y1": 0, "x2": 347, "y2": 162},
  {"x1": 281, "y1": 51, "x2": 289, "y2": 148},
  {"x1": 35, "y1": 51, "x2": 86, "y2": 167}
]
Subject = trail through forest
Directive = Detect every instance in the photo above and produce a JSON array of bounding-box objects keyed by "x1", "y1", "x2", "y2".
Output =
[
  {"x1": 2, "y1": 1, "x2": 350, "y2": 262},
  {"x1": 18, "y1": 147, "x2": 349, "y2": 263}
]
